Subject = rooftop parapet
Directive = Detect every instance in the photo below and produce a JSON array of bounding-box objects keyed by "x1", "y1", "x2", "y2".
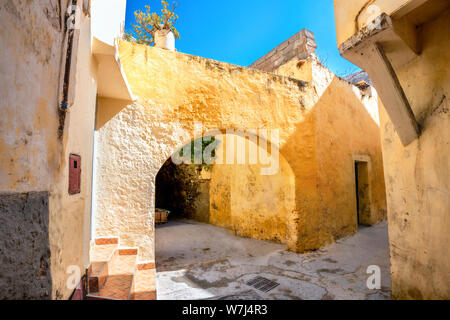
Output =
[{"x1": 249, "y1": 29, "x2": 317, "y2": 73}]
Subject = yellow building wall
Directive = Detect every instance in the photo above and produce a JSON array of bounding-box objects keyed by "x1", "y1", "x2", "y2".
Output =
[
  {"x1": 49, "y1": 11, "x2": 98, "y2": 300},
  {"x1": 333, "y1": 0, "x2": 449, "y2": 299},
  {"x1": 273, "y1": 58, "x2": 313, "y2": 82},
  {"x1": 265, "y1": 54, "x2": 386, "y2": 250},
  {"x1": 379, "y1": 9, "x2": 450, "y2": 299},
  {"x1": 207, "y1": 134, "x2": 295, "y2": 244},
  {"x1": 314, "y1": 78, "x2": 387, "y2": 243},
  {"x1": 0, "y1": 1, "x2": 69, "y2": 300},
  {"x1": 333, "y1": 0, "x2": 417, "y2": 46},
  {"x1": 0, "y1": 1, "x2": 97, "y2": 300}
]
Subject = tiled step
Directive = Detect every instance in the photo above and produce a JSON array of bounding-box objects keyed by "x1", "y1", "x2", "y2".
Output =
[
  {"x1": 88, "y1": 238, "x2": 119, "y2": 292},
  {"x1": 87, "y1": 237, "x2": 158, "y2": 300},
  {"x1": 88, "y1": 248, "x2": 137, "y2": 300},
  {"x1": 130, "y1": 262, "x2": 157, "y2": 300}
]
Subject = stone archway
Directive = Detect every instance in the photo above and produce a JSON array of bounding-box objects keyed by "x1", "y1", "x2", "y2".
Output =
[{"x1": 153, "y1": 132, "x2": 297, "y2": 248}]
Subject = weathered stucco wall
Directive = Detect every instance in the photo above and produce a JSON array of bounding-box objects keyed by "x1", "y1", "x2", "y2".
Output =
[
  {"x1": 0, "y1": 0, "x2": 68, "y2": 300},
  {"x1": 0, "y1": 0, "x2": 67, "y2": 193},
  {"x1": 270, "y1": 54, "x2": 386, "y2": 250},
  {"x1": 333, "y1": 0, "x2": 418, "y2": 46},
  {"x1": 95, "y1": 40, "x2": 386, "y2": 262},
  {"x1": 333, "y1": 0, "x2": 450, "y2": 299},
  {"x1": 49, "y1": 7, "x2": 98, "y2": 300},
  {"x1": 226, "y1": 135, "x2": 295, "y2": 244},
  {"x1": 314, "y1": 78, "x2": 387, "y2": 240},
  {"x1": 0, "y1": 0, "x2": 97, "y2": 299},
  {"x1": 210, "y1": 134, "x2": 294, "y2": 244},
  {"x1": 273, "y1": 58, "x2": 313, "y2": 83},
  {"x1": 378, "y1": 9, "x2": 450, "y2": 299},
  {"x1": 154, "y1": 134, "x2": 295, "y2": 245}
]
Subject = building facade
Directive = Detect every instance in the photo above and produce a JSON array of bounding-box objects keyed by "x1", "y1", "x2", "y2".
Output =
[
  {"x1": 333, "y1": 0, "x2": 450, "y2": 299},
  {"x1": 0, "y1": 0, "x2": 132, "y2": 299}
]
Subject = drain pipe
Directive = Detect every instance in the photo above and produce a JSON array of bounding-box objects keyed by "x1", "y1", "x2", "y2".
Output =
[{"x1": 57, "y1": 0, "x2": 80, "y2": 138}]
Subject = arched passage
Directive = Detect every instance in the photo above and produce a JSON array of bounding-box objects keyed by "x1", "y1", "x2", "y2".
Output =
[
  {"x1": 93, "y1": 41, "x2": 387, "y2": 264},
  {"x1": 154, "y1": 132, "x2": 296, "y2": 246}
]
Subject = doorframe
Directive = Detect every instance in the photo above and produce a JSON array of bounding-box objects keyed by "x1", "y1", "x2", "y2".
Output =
[{"x1": 352, "y1": 154, "x2": 374, "y2": 227}]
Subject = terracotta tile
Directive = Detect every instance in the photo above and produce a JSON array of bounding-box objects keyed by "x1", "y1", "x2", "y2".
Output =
[
  {"x1": 137, "y1": 262, "x2": 155, "y2": 270},
  {"x1": 119, "y1": 248, "x2": 138, "y2": 256},
  {"x1": 95, "y1": 238, "x2": 119, "y2": 245},
  {"x1": 98, "y1": 274, "x2": 133, "y2": 300},
  {"x1": 89, "y1": 238, "x2": 145, "y2": 300},
  {"x1": 92, "y1": 254, "x2": 136, "y2": 300}
]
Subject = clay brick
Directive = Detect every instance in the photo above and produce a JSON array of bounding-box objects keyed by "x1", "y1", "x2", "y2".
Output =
[
  {"x1": 137, "y1": 262, "x2": 156, "y2": 270},
  {"x1": 95, "y1": 238, "x2": 119, "y2": 245},
  {"x1": 119, "y1": 248, "x2": 138, "y2": 256}
]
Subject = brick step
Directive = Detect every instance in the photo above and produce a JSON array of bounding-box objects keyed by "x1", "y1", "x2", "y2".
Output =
[
  {"x1": 130, "y1": 262, "x2": 157, "y2": 300},
  {"x1": 88, "y1": 238, "x2": 119, "y2": 292},
  {"x1": 87, "y1": 237, "x2": 157, "y2": 300},
  {"x1": 88, "y1": 248, "x2": 137, "y2": 300}
]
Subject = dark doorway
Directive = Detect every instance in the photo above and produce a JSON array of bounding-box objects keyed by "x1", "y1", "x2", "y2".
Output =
[
  {"x1": 155, "y1": 159, "x2": 211, "y2": 222},
  {"x1": 355, "y1": 161, "x2": 370, "y2": 226}
]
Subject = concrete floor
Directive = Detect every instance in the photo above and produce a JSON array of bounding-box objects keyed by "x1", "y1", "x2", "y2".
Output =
[{"x1": 155, "y1": 219, "x2": 391, "y2": 300}]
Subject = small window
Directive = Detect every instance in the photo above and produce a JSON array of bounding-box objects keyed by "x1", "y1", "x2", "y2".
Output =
[{"x1": 69, "y1": 154, "x2": 81, "y2": 195}]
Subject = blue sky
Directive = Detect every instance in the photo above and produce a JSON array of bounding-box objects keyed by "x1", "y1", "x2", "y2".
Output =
[{"x1": 125, "y1": 0, "x2": 360, "y2": 77}]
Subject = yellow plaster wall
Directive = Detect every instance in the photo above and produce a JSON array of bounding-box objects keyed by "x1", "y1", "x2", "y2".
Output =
[
  {"x1": 49, "y1": 11, "x2": 98, "y2": 299},
  {"x1": 379, "y1": 9, "x2": 450, "y2": 299},
  {"x1": 333, "y1": 0, "x2": 416, "y2": 46},
  {"x1": 0, "y1": 1, "x2": 98, "y2": 299},
  {"x1": 314, "y1": 78, "x2": 387, "y2": 243},
  {"x1": 0, "y1": 0, "x2": 66, "y2": 193},
  {"x1": 273, "y1": 58, "x2": 313, "y2": 82},
  {"x1": 271, "y1": 53, "x2": 387, "y2": 248},
  {"x1": 206, "y1": 134, "x2": 295, "y2": 244}
]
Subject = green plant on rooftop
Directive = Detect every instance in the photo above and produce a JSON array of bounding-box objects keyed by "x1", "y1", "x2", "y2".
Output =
[{"x1": 127, "y1": 1, "x2": 180, "y2": 46}]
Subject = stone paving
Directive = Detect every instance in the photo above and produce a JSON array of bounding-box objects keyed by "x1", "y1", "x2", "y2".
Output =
[{"x1": 155, "y1": 220, "x2": 391, "y2": 300}]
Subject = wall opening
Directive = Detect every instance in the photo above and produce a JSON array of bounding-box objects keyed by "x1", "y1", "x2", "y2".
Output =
[
  {"x1": 155, "y1": 136, "x2": 215, "y2": 222},
  {"x1": 153, "y1": 133, "x2": 296, "y2": 296},
  {"x1": 354, "y1": 160, "x2": 370, "y2": 226},
  {"x1": 155, "y1": 160, "x2": 211, "y2": 222},
  {"x1": 154, "y1": 133, "x2": 295, "y2": 243}
]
